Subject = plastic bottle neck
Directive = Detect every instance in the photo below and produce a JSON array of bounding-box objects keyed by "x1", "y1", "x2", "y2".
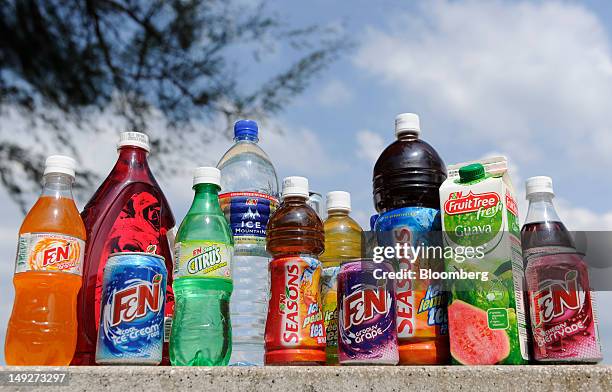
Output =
[
  {"x1": 190, "y1": 183, "x2": 222, "y2": 213},
  {"x1": 234, "y1": 135, "x2": 259, "y2": 143},
  {"x1": 282, "y1": 195, "x2": 308, "y2": 204},
  {"x1": 41, "y1": 173, "x2": 75, "y2": 200},
  {"x1": 116, "y1": 146, "x2": 150, "y2": 168},
  {"x1": 327, "y1": 209, "x2": 350, "y2": 218},
  {"x1": 397, "y1": 132, "x2": 419, "y2": 141},
  {"x1": 525, "y1": 193, "x2": 562, "y2": 225}
]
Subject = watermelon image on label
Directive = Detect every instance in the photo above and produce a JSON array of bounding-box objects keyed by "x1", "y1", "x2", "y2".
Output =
[{"x1": 448, "y1": 300, "x2": 510, "y2": 365}]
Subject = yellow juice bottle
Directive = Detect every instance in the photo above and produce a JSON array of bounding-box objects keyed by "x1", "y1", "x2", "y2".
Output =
[{"x1": 320, "y1": 191, "x2": 362, "y2": 365}]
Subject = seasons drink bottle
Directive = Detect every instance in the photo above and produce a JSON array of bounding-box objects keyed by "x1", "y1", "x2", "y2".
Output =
[
  {"x1": 217, "y1": 120, "x2": 278, "y2": 365},
  {"x1": 320, "y1": 191, "x2": 362, "y2": 364},
  {"x1": 5, "y1": 156, "x2": 86, "y2": 365},
  {"x1": 72, "y1": 132, "x2": 176, "y2": 365},
  {"x1": 170, "y1": 167, "x2": 234, "y2": 366},
  {"x1": 373, "y1": 113, "x2": 449, "y2": 365},
  {"x1": 522, "y1": 176, "x2": 602, "y2": 363},
  {"x1": 264, "y1": 176, "x2": 326, "y2": 365}
]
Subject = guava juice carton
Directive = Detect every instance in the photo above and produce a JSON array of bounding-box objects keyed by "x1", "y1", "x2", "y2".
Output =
[{"x1": 439, "y1": 156, "x2": 529, "y2": 365}]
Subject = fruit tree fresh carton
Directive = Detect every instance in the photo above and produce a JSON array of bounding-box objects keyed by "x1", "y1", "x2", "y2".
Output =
[{"x1": 439, "y1": 156, "x2": 529, "y2": 365}]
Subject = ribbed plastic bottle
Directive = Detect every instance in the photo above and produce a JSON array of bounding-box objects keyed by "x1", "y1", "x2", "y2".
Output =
[
  {"x1": 264, "y1": 176, "x2": 326, "y2": 365},
  {"x1": 5, "y1": 156, "x2": 85, "y2": 365},
  {"x1": 217, "y1": 120, "x2": 279, "y2": 365},
  {"x1": 372, "y1": 113, "x2": 449, "y2": 365},
  {"x1": 319, "y1": 191, "x2": 362, "y2": 365},
  {"x1": 170, "y1": 167, "x2": 234, "y2": 366}
]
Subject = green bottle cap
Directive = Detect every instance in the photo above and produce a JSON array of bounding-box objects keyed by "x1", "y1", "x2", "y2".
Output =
[{"x1": 459, "y1": 163, "x2": 485, "y2": 183}]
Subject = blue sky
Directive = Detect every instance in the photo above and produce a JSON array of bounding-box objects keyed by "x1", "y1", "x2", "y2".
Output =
[{"x1": 1, "y1": 0, "x2": 612, "y2": 364}]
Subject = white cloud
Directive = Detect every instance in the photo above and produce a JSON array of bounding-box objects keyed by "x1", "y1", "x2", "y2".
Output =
[
  {"x1": 260, "y1": 120, "x2": 346, "y2": 180},
  {"x1": 356, "y1": 129, "x2": 386, "y2": 164},
  {"x1": 317, "y1": 80, "x2": 353, "y2": 106},
  {"x1": 355, "y1": 0, "x2": 612, "y2": 168}
]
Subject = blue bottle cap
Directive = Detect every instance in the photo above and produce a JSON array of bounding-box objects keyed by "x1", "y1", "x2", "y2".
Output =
[{"x1": 234, "y1": 120, "x2": 259, "y2": 140}]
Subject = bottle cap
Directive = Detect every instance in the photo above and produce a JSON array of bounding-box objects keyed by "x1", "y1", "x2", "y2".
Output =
[
  {"x1": 193, "y1": 166, "x2": 221, "y2": 187},
  {"x1": 459, "y1": 163, "x2": 486, "y2": 183},
  {"x1": 43, "y1": 155, "x2": 76, "y2": 177},
  {"x1": 525, "y1": 176, "x2": 554, "y2": 197},
  {"x1": 326, "y1": 191, "x2": 351, "y2": 212},
  {"x1": 395, "y1": 113, "x2": 420, "y2": 137},
  {"x1": 118, "y1": 132, "x2": 150, "y2": 152},
  {"x1": 234, "y1": 120, "x2": 259, "y2": 140},
  {"x1": 282, "y1": 176, "x2": 309, "y2": 199}
]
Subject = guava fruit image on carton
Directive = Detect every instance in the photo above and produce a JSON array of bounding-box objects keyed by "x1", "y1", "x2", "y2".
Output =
[{"x1": 448, "y1": 300, "x2": 510, "y2": 365}]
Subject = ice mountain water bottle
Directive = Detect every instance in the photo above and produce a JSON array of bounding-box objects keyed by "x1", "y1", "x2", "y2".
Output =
[
  {"x1": 170, "y1": 167, "x2": 234, "y2": 366},
  {"x1": 217, "y1": 120, "x2": 279, "y2": 365}
]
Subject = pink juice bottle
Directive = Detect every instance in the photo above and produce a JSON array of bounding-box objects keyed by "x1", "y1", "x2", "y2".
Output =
[
  {"x1": 522, "y1": 176, "x2": 602, "y2": 363},
  {"x1": 72, "y1": 132, "x2": 176, "y2": 365}
]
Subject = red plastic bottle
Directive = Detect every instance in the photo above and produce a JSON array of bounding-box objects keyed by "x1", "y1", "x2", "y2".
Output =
[
  {"x1": 265, "y1": 176, "x2": 326, "y2": 365},
  {"x1": 71, "y1": 132, "x2": 176, "y2": 365},
  {"x1": 521, "y1": 176, "x2": 602, "y2": 363}
]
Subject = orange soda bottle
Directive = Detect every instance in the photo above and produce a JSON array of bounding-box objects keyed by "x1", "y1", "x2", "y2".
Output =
[{"x1": 5, "y1": 155, "x2": 86, "y2": 365}]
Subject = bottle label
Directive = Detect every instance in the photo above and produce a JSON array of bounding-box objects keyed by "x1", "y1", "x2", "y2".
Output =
[
  {"x1": 374, "y1": 207, "x2": 448, "y2": 340},
  {"x1": 265, "y1": 256, "x2": 326, "y2": 356},
  {"x1": 219, "y1": 192, "x2": 278, "y2": 249},
  {"x1": 15, "y1": 232, "x2": 85, "y2": 275},
  {"x1": 93, "y1": 190, "x2": 174, "y2": 337},
  {"x1": 526, "y1": 252, "x2": 602, "y2": 361},
  {"x1": 174, "y1": 241, "x2": 233, "y2": 279},
  {"x1": 321, "y1": 266, "x2": 340, "y2": 354}
]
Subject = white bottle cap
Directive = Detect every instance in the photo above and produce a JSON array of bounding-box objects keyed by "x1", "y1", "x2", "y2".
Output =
[
  {"x1": 193, "y1": 167, "x2": 221, "y2": 187},
  {"x1": 326, "y1": 191, "x2": 351, "y2": 212},
  {"x1": 43, "y1": 155, "x2": 76, "y2": 177},
  {"x1": 282, "y1": 176, "x2": 309, "y2": 199},
  {"x1": 395, "y1": 113, "x2": 420, "y2": 137},
  {"x1": 118, "y1": 132, "x2": 150, "y2": 152},
  {"x1": 525, "y1": 176, "x2": 554, "y2": 198}
]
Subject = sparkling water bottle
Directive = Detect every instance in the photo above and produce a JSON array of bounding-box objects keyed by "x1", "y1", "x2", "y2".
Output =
[{"x1": 217, "y1": 120, "x2": 279, "y2": 365}]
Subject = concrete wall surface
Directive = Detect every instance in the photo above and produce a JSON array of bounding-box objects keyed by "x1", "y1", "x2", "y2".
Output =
[{"x1": 0, "y1": 365, "x2": 609, "y2": 392}]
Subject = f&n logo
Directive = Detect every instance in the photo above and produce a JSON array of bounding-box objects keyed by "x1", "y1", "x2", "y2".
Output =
[
  {"x1": 42, "y1": 243, "x2": 71, "y2": 266},
  {"x1": 342, "y1": 287, "x2": 388, "y2": 328},
  {"x1": 110, "y1": 274, "x2": 163, "y2": 326}
]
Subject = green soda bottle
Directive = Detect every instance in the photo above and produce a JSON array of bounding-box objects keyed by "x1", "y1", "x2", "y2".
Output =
[
  {"x1": 320, "y1": 191, "x2": 362, "y2": 365},
  {"x1": 170, "y1": 167, "x2": 234, "y2": 366}
]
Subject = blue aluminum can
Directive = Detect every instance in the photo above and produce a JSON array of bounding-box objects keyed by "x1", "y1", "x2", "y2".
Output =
[{"x1": 95, "y1": 252, "x2": 167, "y2": 365}]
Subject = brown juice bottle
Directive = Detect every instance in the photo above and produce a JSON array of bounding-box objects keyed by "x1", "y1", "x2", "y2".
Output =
[
  {"x1": 372, "y1": 113, "x2": 449, "y2": 365},
  {"x1": 264, "y1": 176, "x2": 326, "y2": 365}
]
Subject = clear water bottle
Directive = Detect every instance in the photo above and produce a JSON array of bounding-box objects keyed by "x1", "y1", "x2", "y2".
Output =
[{"x1": 217, "y1": 120, "x2": 279, "y2": 365}]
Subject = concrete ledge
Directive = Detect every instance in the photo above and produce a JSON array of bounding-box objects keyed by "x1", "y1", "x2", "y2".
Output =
[{"x1": 0, "y1": 365, "x2": 610, "y2": 392}]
